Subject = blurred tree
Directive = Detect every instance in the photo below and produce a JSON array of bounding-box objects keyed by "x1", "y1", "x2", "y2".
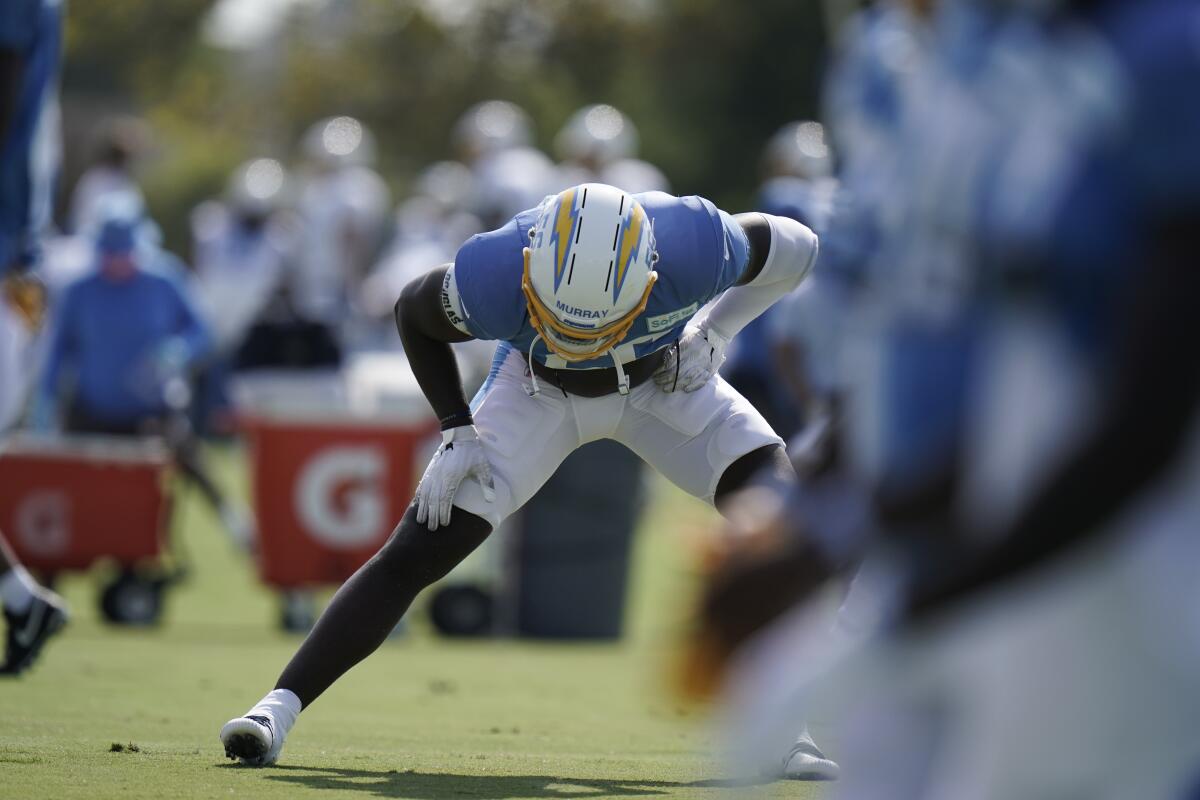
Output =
[{"x1": 58, "y1": 0, "x2": 828, "y2": 253}]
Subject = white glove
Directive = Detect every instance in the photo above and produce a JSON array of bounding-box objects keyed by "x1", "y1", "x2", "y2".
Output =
[
  {"x1": 414, "y1": 424, "x2": 496, "y2": 531},
  {"x1": 654, "y1": 320, "x2": 730, "y2": 393}
]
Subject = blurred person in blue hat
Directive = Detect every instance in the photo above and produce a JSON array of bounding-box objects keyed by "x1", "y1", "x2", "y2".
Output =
[
  {"x1": 0, "y1": 0, "x2": 69, "y2": 676},
  {"x1": 37, "y1": 197, "x2": 254, "y2": 551}
]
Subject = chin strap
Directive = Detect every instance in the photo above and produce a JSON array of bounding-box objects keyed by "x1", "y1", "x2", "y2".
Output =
[
  {"x1": 525, "y1": 335, "x2": 544, "y2": 397},
  {"x1": 609, "y1": 348, "x2": 630, "y2": 395}
]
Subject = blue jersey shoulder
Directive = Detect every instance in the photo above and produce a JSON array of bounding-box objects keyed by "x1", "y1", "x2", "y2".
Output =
[
  {"x1": 451, "y1": 208, "x2": 536, "y2": 341},
  {"x1": 637, "y1": 192, "x2": 747, "y2": 310},
  {"x1": 452, "y1": 193, "x2": 748, "y2": 368}
]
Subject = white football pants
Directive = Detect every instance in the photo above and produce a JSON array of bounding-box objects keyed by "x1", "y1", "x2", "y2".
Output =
[{"x1": 452, "y1": 347, "x2": 783, "y2": 529}]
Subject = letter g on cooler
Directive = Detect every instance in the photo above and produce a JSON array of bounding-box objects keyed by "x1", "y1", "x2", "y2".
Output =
[
  {"x1": 293, "y1": 446, "x2": 387, "y2": 548},
  {"x1": 14, "y1": 490, "x2": 71, "y2": 558}
]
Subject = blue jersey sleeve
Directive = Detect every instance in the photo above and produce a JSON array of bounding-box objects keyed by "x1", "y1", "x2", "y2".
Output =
[
  {"x1": 0, "y1": 0, "x2": 40, "y2": 50},
  {"x1": 451, "y1": 213, "x2": 531, "y2": 341},
  {"x1": 636, "y1": 193, "x2": 749, "y2": 314},
  {"x1": 714, "y1": 208, "x2": 750, "y2": 295}
]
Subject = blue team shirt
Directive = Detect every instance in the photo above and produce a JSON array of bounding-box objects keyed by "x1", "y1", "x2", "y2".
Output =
[
  {"x1": 452, "y1": 192, "x2": 749, "y2": 370},
  {"x1": 0, "y1": 0, "x2": 61, "y2": 271},
  {"x1": 865, "y1": 0, "x2": 1200, "y2": 488},
  {"x1": 40, "y1": 264, "x2": 213, "y2": 422}
]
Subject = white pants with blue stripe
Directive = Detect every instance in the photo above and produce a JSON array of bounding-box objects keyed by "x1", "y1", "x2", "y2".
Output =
[{"x1": 451, "y1": 347, "x2": 783, "y2": 529}]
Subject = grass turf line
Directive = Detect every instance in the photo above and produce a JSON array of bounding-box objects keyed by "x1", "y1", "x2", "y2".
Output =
[{"x1": 0, "y1": 445, "x2": 825, "y2": 799}]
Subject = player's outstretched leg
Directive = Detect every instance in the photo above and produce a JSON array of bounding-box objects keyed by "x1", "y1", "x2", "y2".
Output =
[
  {"x1": 0, "y1": 530, "x2": 68, "y2": 676},
  {"x1": 221, "y1": 505, "x2": 492, "y2": 765}
]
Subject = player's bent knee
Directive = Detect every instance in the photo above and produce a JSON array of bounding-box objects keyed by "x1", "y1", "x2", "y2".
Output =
[
  {"x1": 376, "y1": 505, "x2": 494, "y2": 588},
  {"x1": 714, "y1": 444, "x2": 797, "y2": 508}
]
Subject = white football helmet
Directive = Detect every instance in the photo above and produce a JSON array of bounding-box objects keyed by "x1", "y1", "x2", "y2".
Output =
[
  {"x1": 523, "y1": 183, "x2": 658, "y2": 378},
  {"x1": 226, "y1": 158, "x2": 288, "y2": 215},
  {"x1": 764, "y1": 121, "x2": 833, "y2": 180},
  {"x1": 453, "y1": 100, "x2": 533, "y2": 161},
  {"x1": 301, "y1": 116, "x2": 377, "y2": 168},
  {"x1": 554, "y1": 104, "x2": 639, "y2": 167}
]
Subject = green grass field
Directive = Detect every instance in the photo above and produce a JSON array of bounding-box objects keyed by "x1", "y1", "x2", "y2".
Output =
[{"x1": 0, "y1": 447, "x2": 827, "y2": 799}]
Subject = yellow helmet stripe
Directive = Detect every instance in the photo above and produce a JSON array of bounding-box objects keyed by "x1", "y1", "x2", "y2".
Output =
[
  {"x1": 613, "y1": 203, "x2": 646, "y2": 302},
  {"x1": 551, "y1": 188, "x2": 579, "y2": 290}
]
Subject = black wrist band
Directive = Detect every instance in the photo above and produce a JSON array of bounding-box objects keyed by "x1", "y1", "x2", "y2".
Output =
[{"x1": 438, "y1": 410, "x2": 473, "y2": 431}]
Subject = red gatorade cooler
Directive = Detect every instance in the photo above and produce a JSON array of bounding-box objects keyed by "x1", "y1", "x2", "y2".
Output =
[
  {"x1": 0, "y1": 434, "x2": 172, "y2": 573},
  {"x1": 234, "y1": 362, "x2": 436, "y2": 587}
]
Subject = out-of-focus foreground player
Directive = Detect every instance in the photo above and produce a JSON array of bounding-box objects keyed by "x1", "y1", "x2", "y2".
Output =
[
  {"x1": 869, "y1": 1, "x2": 1200, "y2": 793},
  {"x1": 705, "y1": 0, "x2": 1200, "y2": 796},
  {"x1": 0, "y1": 0, "x2": 68, "y2": 676}
]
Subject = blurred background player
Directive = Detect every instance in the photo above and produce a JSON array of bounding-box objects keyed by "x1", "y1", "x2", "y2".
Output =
[
  {"x1": 553, "y1": 103, "x2": 670, "y2": 195},
  {"x1": 723, "y1": 120, "x2": 839, "y2": 444},
  {"x1": 37, "y1": 201, "x2": 254, "y2": 551},
  {"x1": 0, "y1": 0, "x2": 68, "y2": 675},
  {"x1": 188, "y1": 157, "x2": 291, "y2": 434},
  {"x1": 220, "y1": 182, "x2": 837, "y2": 778},
  {"x1": 286, "y1": 115, "x2": 389, "y2": 364},
  {"x1": 67, "y1": 116, "x2": 149, "y2": 236},
  {"x1": 453, "y1": 100, "x2": 557, "y2": 231},
  {"x1": 358, "y1": 160, "x2": 484, "y2": 358}
]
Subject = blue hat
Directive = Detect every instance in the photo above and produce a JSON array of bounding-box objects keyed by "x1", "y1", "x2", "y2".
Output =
[{"x1": 96, "y1": 217, "x2": 139, "y2": 255}]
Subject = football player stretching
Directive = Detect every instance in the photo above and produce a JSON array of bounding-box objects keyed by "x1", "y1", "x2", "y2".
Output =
[{"x1": 221, "y1": 183, "x2": 838, "y2": 780}]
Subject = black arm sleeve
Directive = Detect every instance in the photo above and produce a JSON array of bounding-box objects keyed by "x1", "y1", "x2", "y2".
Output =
[
  {"x1": 908, "y1": 217, "x2": 1200, "y2": 617},
  {"x1": 0, "y1": 50, "x2": 25, "y2": 163},
  {"x1": 733, "y1": 213, "x2": 772, "y2": 286},
  {"x1": 394, "y1": 265, "x2": 477, "y2": 430}
]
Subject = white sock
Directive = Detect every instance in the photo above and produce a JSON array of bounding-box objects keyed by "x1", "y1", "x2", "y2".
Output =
[
  {"x1": 248, "y1": 689, "x2": 302, "y2": 738},
  {"x1": 0, "y1": 566, "x2": 39, "y2": 614}
]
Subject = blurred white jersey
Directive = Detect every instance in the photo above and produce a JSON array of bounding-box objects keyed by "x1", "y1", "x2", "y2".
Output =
[
  {"x1": 599, "y1": 158, "x2": 670, "y2": 194},
  {"x1": 293, "y1": 165, "x2": 389, "y2": 323},
  {"x1": 190, "y1": 202, "x2": 290, "y2": 352},
  {"x1": 471, "y1": 147, "x2": 557, "y2": 227},
  {"x1": 555, "y1": 158, "x2": 670, "y2": 196},
  {"x1": 69, "y1": 166, "x2": 143, "y2": 235},
  {"x1": 768, "y1": 275, "x2": 848, "y2": 398}
]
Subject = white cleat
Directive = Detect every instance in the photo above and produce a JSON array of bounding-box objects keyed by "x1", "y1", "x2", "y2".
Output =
[
  {"x1": 220, "y1": 715, "x2": 283, "y2": 766},
  {"x1": 782, "y1": 733, "x2": 841, "y2": 781}
]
